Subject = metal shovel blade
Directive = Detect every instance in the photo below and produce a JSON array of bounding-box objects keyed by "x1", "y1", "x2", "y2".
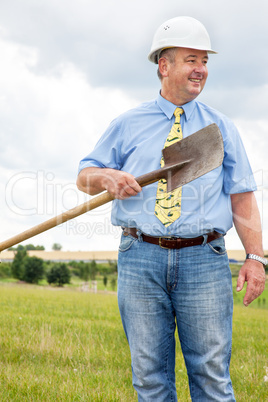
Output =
[{"x1": 162, "y1": 123, "x2": 224, "y2": 192}]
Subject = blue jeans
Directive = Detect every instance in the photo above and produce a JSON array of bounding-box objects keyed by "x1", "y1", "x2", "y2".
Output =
[{"x1": 117, "y1": 232, "x2": 235, "y2": 401}]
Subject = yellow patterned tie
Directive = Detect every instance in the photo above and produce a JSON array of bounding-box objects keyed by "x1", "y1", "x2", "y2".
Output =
[{"x1": 155, "y1": 107, "x2": 184, "y2": 226}]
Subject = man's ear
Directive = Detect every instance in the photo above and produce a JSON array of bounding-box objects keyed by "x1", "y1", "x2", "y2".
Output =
[{"x1": 158, "y1": 57, "x2": 169, "y2": 78}]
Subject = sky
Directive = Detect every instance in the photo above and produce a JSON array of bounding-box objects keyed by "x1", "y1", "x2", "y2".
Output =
[{"x1": 0, "y1": 0, "x2": 267, "y2": 252}]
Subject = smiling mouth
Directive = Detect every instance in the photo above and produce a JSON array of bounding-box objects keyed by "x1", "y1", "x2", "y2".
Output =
[{"x1": 189, "y1": 78, "x2": 201, "y2": 83}]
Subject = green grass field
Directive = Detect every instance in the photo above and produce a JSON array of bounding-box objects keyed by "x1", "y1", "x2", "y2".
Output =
[{"x1": 0, "y1": 283, "x2": 267, "y2": 401}]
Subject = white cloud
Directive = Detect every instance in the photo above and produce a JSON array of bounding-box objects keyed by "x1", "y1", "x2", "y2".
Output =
[{"x1": 0, "y1": 35, "x2": 139, "y2": 171}]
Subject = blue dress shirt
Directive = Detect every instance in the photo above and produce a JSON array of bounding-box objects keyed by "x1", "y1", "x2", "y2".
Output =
[{"x1": 78, "y1": 93, "x2": 256, "y2": 237}]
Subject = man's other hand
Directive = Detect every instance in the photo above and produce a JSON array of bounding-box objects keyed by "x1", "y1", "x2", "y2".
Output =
[{"x1": 236, "y1": 260, "x2": 266, "y2": 306}]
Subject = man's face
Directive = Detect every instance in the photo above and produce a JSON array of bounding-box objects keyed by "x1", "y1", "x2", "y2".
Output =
[{"x1": 160, "y1": 47, "x2": 209, "y2": 105}]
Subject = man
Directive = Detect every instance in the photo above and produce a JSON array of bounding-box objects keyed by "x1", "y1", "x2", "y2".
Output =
[{"x1": 77, "y1": 16, "x2": 266, "y2": 401}]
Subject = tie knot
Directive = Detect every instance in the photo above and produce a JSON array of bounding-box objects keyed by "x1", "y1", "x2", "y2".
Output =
[{"x1": 174, "y1": 107, "x2": 184, "y2": 119}]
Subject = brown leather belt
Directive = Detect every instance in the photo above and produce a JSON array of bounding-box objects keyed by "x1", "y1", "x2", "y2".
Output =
[{"x1": 123, "y1": 228, "x2": 222, "y2": 249}]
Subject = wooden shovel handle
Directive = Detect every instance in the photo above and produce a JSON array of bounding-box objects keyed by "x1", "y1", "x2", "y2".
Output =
[
  {"x1": 0, "y1": 169, "x2": 164, "y2": 252},
  {"x1": 0, "y1": 191, "x2": 114, "y2": 252}
]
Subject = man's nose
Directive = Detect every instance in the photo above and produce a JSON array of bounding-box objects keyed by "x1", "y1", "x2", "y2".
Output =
[{"x1": 194, "y1": 62, "x2": 207, "y2": 74}]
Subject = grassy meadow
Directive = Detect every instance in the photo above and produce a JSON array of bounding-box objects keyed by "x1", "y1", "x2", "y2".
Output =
[{"x1": 0, "y1": 282, "x2": 267, "y2": 401}]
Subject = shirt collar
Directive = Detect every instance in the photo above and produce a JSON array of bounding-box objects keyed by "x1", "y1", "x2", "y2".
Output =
[{"x1": 157, "y1": 92, "x2": 196, "y2": 121}]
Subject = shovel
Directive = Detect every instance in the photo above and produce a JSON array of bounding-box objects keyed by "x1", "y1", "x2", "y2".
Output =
[{"x1": 0, "y1": 123, "x2": 223, "y2": 252}]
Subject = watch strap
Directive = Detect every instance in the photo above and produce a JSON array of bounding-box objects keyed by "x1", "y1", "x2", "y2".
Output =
[{"x1": 246, "y1": 253, "x2": 267, "y2": 266}]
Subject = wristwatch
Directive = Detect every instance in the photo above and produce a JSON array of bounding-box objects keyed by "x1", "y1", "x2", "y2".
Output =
[{"x1": 246, "y1": 254, "x2": 268, "y2": 267}]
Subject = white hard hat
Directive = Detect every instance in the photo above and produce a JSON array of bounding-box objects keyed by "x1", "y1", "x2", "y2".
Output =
[{"x1": 148, "y1": 16, "x2": 217, "y2": 64}]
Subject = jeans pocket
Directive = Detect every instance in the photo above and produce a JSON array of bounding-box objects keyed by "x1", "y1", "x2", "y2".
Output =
[
  {"x1": 207, "y1": 237, "x2": 227, "y2": 255},
  {"x1": 119, "y1": 233, "x2": 137, "y2": 252}
]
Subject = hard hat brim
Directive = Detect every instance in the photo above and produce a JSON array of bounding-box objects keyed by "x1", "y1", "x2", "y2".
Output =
[{"x1": 148, "y1": 46, "x2": 218, "y2": 64}]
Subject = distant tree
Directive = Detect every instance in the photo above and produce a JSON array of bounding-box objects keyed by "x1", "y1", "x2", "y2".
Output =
[
  {"x1": 9, "y1": 244, "x2": 45, "y2": 251},
  {"x1": 90, "y1": 260, "x2": 97, "y2": 280},
  {"x1": 11, "y1": 248, "x2": 27, "y2": 280},
  {"x1": 0, "y1": 262, "x2": 12, "y2": 278},
  {"x1": 46, "y1": 263, "x2": 71, "y2": 286},
  {"x1": 17, "y1": 245, "x2": 26, "y2": 251},
  {"x1": 35, "y1": 245, "x2": 45, "y2": 250},
  {"x1": 103, "y1": 275, "x2": 108, "y2": 289},
  {"x1": 78, "y1": 260, "x2": 97, "y2": 284},
  {"x1": 25, "y1": 244, "x2": 37, "y2": 250},
  {"x1": 108, "y1": 260, "x2": 118, "y2": 273},
  {"x1": 68, "y1": 260, "x2": 81, "y2": 277},
  {"x1": 22, "y1": 256, "x2": 44, "y2": 284},
  {"x1": 25, "y1": 244, "x2": 45, "y2": 251},
  {"x1": 52, "y1": 243, "x2": 62, "y2": 251},
  {"x1": 110, "y1": 276, "x2": 117, "y2": 291},
  {"x1": 79, "y1": 262, "x2": 90, "y2": 282}
]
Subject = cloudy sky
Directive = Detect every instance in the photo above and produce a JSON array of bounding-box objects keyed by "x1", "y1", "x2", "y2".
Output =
[{"x1": 0, "y1": 0, "x2": 267, "y2": 252}]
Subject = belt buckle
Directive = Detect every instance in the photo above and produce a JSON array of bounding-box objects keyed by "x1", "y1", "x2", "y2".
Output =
[
  {"x1": 159, "y1": 238, "x2": 169, "y2": 249},
  {"x1": 159, "y1": 236, "x2": 182, "y2": 249}
]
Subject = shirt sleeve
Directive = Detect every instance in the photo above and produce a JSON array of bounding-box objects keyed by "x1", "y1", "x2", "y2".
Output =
[
  {"x1": 78, "y1": 118, "x2": 123, "y2": 174},
  {"x1": 221, "y1": 120, "x2": 257, "y2": 194}
]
